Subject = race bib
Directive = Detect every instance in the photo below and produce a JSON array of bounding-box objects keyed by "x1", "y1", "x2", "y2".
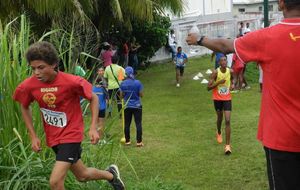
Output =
[
  {"x1": 40, "y1": 108, "x2": 67, "y2": 128},
  {"x1": 218, "y1": 86, "x2": 229, "y2": 95}
]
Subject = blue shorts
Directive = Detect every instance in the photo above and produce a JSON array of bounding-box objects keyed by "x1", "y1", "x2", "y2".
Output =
[{"x1": 176, "y1": 66, "x2": 184, "y2": 76}]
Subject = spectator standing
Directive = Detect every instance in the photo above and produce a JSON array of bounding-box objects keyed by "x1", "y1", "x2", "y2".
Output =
[
  {"x1": 100, "y1": 42, "x2": 114, "y2": 68},
  {"x1": 120, "y1": 66, "x2": 144, "y2": 147},
  {"x1": 129, "y1": 37, "x2": 141, "y2": 74},
  {"x1": 168, "y1": 29, "x2": 177, "y2": 60},
  {"x1": 104, "y1": 54, "x2": 125, "y2": 118}
]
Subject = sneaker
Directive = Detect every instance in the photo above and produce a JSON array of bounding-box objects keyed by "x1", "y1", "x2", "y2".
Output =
[
  {"x1": 106, "y1": 165, "x2": 125, "y2": 190},
  {"x1": 216, "y1": 132, "x2": 222, "y2": 144},
  {"x1": 136, "y1": 142, "x2": 144, "y2": 147},
  {"x1": 245, "y1": 86, "x2": 251, "y2": 90},
  {"x1": 224, "y1": 145, "x2": 232, "y2": 155},
  {"x1": 176, "y1": 83, "x2": 180, "y2": 87},
  {"x1": 125, "y1": 141, "x2": 131, "y2": 145}
]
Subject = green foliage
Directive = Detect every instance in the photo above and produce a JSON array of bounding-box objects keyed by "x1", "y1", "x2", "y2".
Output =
[{"x1": 132, "y1": 12, "x2": 171, "y2": 65}]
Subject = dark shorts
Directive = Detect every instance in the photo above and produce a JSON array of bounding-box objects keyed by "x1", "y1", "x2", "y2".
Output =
[
  {"x1": 214, "y1": 100, "x2": 232, "y2": 111},
  {"x1": 176, "y1": 66, "x2": 184, "y2": 76},
  {"x1": 52, "y1": 143, "x2": 82, "y2": 164},
  {"x1": 264, "y1": 147, "x2": 300, "y2": 190},
  {"x1": 98, "y1": 109, "x2": 106, "y2": 118}
]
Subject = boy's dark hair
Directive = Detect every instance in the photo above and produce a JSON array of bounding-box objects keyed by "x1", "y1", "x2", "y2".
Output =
[
  {"x1": 285, "y1": 0, "x2": 300, "y2": 10},
  {"x1": 26, "y1": 41, "x2": 59, "y2": 66},
  {"x1": 111, "y1": 54, "x2": 119, "y2": 64}
]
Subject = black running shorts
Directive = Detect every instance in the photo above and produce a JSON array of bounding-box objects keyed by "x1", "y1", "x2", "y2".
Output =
[
  {"x1": 213, "y1": 100, "x2": 232, "y2": 111},
  {"x1": 52, "y1": 143, "x2": 82, "y2": 164}
]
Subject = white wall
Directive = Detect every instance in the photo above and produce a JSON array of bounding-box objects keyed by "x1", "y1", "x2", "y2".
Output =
[{"x1": 171, "y1": 0, "x2": 232, "y2": 19}]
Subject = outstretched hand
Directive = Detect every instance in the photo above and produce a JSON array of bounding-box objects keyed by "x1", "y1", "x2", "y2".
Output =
[{"x1": 186, "y1": 33, "x2": 200, "y2": 45}]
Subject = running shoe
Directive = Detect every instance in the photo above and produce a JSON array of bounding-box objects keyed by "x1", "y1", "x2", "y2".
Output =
[
  {"x1": 125, "y1": 141, "x2": 131, "y2": 145},
  {"x1": 136, "y1": 142, "x2": 144, "y2": 147},
  {"x1": 216, "y1": 132, "x2": 223, "y2": 144},
  {"x1": 224, "y1": 145, "x2": 232, "y2": 155},
  {"x1": 106, "y1": 165, "x2": 125, "y2": 190}
]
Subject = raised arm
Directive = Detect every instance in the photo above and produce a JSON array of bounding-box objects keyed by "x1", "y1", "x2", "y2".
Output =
[{"x1": 186, "y1": 34, "x2": 235, "y2": 54}]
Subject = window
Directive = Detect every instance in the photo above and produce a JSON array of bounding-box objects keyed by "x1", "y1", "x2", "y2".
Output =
[
  {"x1": 238, "y1": 8, "x2": 245, "y2": 13},
  {"x1": 269, "y1": 5, "x2": 273, "y2": 11},
  {"x1": 259, "y1": 6, "x2": 263, "y2": 12}
]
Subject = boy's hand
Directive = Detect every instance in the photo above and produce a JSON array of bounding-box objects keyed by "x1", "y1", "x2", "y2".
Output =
[
  {"x1": 89, "y1": 128, "x2": 100, "y2": 144},
  {"x1": 31, "y1": 136, "x2": 42, "y2": 152},
  {"x1": 218, "y1": 79, "x2": 226, "y2": 84}
]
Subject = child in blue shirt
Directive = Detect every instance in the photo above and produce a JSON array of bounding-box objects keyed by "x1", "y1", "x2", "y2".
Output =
[
  {"x1": 93, "y1": 77, "x2": 108, "y2": 136},
  {"x1": 120, "y1": 66, "x2": 144, "y2": 147},
  {"x1": 174, "y1": 46, "x2": 188, "y2": 87}
]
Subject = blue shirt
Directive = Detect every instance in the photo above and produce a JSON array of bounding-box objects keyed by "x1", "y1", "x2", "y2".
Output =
[
  {"x1": 120, "y1": 78, "x2": 143, "y2": 108},
  {"x1": 92, "y1": 86, "x2": 107, "y2": 110},
  {"x1": 175, "y1": 52, "x2": 187, "y2": 67}
]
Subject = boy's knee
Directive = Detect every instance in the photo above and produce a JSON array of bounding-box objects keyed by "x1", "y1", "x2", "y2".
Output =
[
  {"x1": 74, "y1": 171, "x2": 89, "y2": 182},
  {"x1": 49, "y1": 178, "x2": 64, "y2": 189},
  {"x1": 225, "y1": 120, "x2": 230, "y2": 126}
]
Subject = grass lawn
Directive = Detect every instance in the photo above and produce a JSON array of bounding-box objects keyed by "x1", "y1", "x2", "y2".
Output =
[{"x1": 109, "y1": 55, "x2": 268, "y2": 190}]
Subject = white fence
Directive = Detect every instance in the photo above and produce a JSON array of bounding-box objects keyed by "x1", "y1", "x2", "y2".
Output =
[{"x1": 150, "y1": 12, "x2": 281, "y2": 63}]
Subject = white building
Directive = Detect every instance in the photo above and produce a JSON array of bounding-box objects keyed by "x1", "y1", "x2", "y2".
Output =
[
  {"x1": 233, "y1": 0, "x2": 278, "y2": 16},
  {"x1": 170, "y1": 0, "x2": 232, "y2": 19}
]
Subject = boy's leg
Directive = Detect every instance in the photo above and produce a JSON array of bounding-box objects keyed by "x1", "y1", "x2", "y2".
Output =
[
  {"x1": 49, "y1": 161, "x2": 71, "y2": 190},
  {"x1": 70, "y1": 159, "x2": 113, "y2": 181},
  {"x1": 133, "y1": 108, "x2": 143, "y2": 143},
  {"x1": 224, "y1": 110, "x2": 231, "y2": 145},
  {"x1": 180, "y1": 67, "x2": 184, "y2": 77},
  {"x1": 175, "y1": 68, "x2": 180, "y2": 85},
  {"x1": 216, "y1": 111, "x2": 223, "y2": 135},
  {"x1": 124, "y1": 108, "x2": 133, "y2": 143},
  {"x1": 214, "y1": 100, "x2": 223, "y2": 144},
  {"x1": 71, "y1": 160, "x2": 125, "y2": 190}
]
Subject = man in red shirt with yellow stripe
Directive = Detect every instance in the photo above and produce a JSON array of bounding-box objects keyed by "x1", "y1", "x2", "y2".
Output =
[
  {"x1": 207, "y1": 55, "x2": 234, "y2": 155},
  {"x1": 187, "y1": 0, "x2": 300, "y2": 189}
]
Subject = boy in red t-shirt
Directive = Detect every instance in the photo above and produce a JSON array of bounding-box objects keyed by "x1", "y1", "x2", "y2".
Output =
[
  {"x1": 186, "y1": 0, "x2": 300, "y2": 189},
  {"x1": 13, "y1": 41, "x2": 125, "y2": 190}
]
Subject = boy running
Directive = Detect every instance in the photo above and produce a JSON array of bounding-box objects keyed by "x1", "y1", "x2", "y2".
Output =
[
  {"x1": 174, "y1": 46, "x2": 188, "y2": 87},
  {"x1": 207, "y1": 55, "x2": 234, "y2": 154},
  {"x1": 13, "y1": 41, "x2": 125, "y2": 190}
]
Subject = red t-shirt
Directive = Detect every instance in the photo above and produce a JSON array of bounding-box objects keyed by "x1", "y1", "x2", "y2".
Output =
[
  {"x1": 101, "y1": 50, "x2": 113, "y2": 67},
  {"x1": 13, "y1": 72, "x2": 92, "y2": 147},
  {"x1": 232, "y1": 53, "x2": 244, "y2": 73},
  {"x1": 234, "y1": 18, "x2": 300, "y2": 152}
]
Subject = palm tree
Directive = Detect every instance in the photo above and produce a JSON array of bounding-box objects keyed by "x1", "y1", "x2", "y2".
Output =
[{"x1": 0, "y1": 0, "x2": 184, "y2": 32}]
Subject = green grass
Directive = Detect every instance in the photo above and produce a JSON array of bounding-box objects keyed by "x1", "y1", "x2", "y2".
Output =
[{"x1": 111, "y1": 55, "x2": 268, "y2": 190}]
